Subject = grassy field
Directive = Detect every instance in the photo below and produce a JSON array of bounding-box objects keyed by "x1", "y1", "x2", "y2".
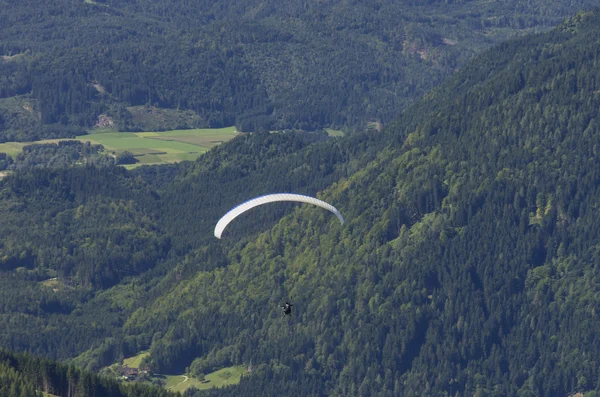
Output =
[
  {"x1": 0, "y1": 126, "x2": 240, "y2": 167},
  {"x1": 0, "y1": 141, "x2": 30, "y2": 158},
  {"x1": 325, "y1": 128, "x2": 345, "y2": 137},
  {"x1": 123, "y1": 351, "x2": 149, "y2": 369},
  {"x1": 166, "y1": 366, "x2": 246, "y2": 393}
]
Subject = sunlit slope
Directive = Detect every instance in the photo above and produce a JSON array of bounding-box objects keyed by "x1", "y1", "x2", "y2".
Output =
[{"x1": 125, "y1": 11, "x2": 600, "y2": 396}]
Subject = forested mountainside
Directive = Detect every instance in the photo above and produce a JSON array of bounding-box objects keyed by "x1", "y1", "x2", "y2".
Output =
[
  {"x1": 2, "y1": 8, "x2": 600, "y2": 397},
  {"x1": 0, "y1": 0, "x2": 597, "y2": 141},
  {"x1": 0, "y1": 349, "x2": 177, "y2": 397},
  {"x1": 129, "y1": 12, "x2": 600, "y2": 396}
]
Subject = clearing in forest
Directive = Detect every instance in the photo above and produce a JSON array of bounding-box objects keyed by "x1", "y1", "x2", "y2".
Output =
[
  {"x1": 123, "y1": 351, "x2": 150, "y2": 369},
  {"x1": 167, "y1": 366, "x2": 247, "y2": 393}
]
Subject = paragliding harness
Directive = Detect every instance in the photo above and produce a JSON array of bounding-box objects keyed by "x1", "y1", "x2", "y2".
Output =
[{"x1": 281, "y1": 302, "x2": 293, "y2": 316}]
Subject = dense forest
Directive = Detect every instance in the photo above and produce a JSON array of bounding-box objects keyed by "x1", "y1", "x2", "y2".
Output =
[
  {"x1": 3, "y1": 6, "x2": 600, "y2": 397},
  {"x1": 0, "y1": 0, "x2": 598, "y2": 141}
]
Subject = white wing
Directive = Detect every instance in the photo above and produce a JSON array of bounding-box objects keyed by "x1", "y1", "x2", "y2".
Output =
[{"x1": 214, "y1": 193, "x2": 344, "y2": 239}]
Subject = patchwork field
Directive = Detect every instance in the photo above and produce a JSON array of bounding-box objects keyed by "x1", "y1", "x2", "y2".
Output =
[{"x1": 0, "y1": 127, "x2": 241, "y2": 167}]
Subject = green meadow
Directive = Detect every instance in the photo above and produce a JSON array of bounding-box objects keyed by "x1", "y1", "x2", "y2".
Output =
[
  {"x1": 122, "y1": 351, "x2": 149, "y2": 369},
  {"x1": 0, "y1": 127, "x2": 240, "y2": 167},
  {"x1": 0, "y1": 141, "x2": 28, "y2": 158},
  {"x1": 325, "y1": 128, "x2": 344, "y2": 137},
  {"x1": 166, "y1": 366, "x2": 246, "y2": 393}
]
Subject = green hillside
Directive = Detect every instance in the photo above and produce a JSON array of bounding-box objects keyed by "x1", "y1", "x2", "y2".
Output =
[
  {"x1": 0, "y1": 0, "x2": 597, "y2": 141},
  {"x1": 2, "y1": 8, "x2": 600, "y2": 397}
]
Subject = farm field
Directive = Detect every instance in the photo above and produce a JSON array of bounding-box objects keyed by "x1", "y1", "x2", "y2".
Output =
[
  {"x1": 166, "y1": 366, "x2": 246, "y2": 393},
  {"x1": 0, "y1": 127, "x2": 241, "y2": 167}
]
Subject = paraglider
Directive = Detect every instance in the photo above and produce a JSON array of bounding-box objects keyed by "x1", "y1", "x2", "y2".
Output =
[
  {"x1": 214, "y1": 193, "x2": 344, "y2": 239},
  {"x1": 281, "y1": 302, "x2": 294, "y2": 316}
]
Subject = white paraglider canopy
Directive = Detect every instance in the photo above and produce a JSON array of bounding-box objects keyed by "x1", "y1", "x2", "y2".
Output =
[{"x1": 214, "y1": 193, "x2": 344, "y2": 239}]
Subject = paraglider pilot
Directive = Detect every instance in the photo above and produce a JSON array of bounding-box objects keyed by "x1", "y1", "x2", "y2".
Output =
[{"x1": 282, "y1": 302, "x2": 293, "y2": 316}]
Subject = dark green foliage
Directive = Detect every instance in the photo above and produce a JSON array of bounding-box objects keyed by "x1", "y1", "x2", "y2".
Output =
[
  {"x1": 0, "y1": 153, "x2": 13, "y2": 170},
  {"x1": 12, "y1": 140, "x2": 115, "y2": 170},
  {"x1": 124, "y1": 106, "x2": 208, "y2": 132},
  {"x1": 0, "y1": 165, "x2": 168, "y2": 287},
  {"x1": 115, "y1": 151, "x2": 137, "y2": 165},
  {"x1": 0, "y1": 0, "x2": 597, "y2": 139}
]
